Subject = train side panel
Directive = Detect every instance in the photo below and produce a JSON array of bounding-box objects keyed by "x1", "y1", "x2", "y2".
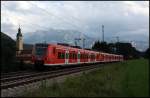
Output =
[{"x1": 33, "y1": 43, "x2": 124, "y2": 68}]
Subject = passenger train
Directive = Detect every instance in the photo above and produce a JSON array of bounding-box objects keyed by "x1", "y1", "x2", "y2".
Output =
[{"x1": 32, "y1": 43, "x2": 123, "y2": 69}]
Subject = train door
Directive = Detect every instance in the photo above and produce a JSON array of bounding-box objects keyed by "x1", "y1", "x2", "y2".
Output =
[
  {"x1": 77, "y1": 51, "x2": 80, "y2": 63},
  {"x1": 65, "y1": 50, "x2": 69, "y2": 64},
  {"x1": 95, "y1": 54, "x2": 97, "y2": 62},
  {"x1": 88, "y1": 53, "x2": 90, "y2": 63}
]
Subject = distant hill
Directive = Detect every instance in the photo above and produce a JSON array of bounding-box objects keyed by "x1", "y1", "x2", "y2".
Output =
[
  {"x1": 1, "y1": 32, "x2": 16, "y2": 72},
  {"x1": 24, "y1": 29, "x2": 95, "y2": 48},
  {"x1": 1, "y1": 32, "x2": 16, "y2": 59}
]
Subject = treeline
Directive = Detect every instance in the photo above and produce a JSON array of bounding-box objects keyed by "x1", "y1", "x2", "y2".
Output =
[
  {"x1": 1, "y1": 32, "x2": 17, "y2": 72},
  {"x1": 1, "y1": 32, "x2": 32, "y2": 72},
  {"x1": 92, "y1": 41, "x2": 149, "y2": 60},
  {"x1": 144, "y1": 48, "x2": 149, "y2": 59}
]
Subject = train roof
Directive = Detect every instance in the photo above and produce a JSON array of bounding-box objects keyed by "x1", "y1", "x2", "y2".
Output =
[{"x1": 35, "y1": 43, "x2": 123, "y2": 56}]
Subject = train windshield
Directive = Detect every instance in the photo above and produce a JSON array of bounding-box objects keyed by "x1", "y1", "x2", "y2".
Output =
[
  {"x1": 35, "y1": 47, "x2": 47, "y2": 56},
  {"x1": 35, "y1": 43, "x2": 48, "y2": 56}
]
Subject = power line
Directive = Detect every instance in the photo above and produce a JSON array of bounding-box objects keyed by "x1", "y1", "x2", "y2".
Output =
[
  {"x1": 116, "y1": 36, "x2": 119, "y2": 43},
  {"x1": 3, "y1": 2, "x2": 88, "y2": 47},
  {"x1": 28, "y1": 2, "x2": 87, "y2": 47},
  {"x1": 28, "y1": 2, "x2": 84, "y2": 31},
  {"x1": 3, "y1": 2, "x2": 85, "y2": 32}
]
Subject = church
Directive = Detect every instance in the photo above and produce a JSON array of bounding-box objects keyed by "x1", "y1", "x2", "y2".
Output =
[
  {"x1": 16, "y1": 26, "x2": 23, "y2": 55},
  {"x1": 16, "y1": 26, "x2": 33, "y2": 63}
]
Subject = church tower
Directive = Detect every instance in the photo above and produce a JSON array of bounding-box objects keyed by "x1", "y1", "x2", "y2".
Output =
[{"x1": 16, "y1": 26, "x2": 23, "y2": 54}]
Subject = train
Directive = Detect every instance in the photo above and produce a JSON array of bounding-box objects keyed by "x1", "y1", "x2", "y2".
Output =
[{"x1": 31, "y1": 43, "x2": 123, "y2": 69}]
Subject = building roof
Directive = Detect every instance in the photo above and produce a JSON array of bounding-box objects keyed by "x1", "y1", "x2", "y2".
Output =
[
  {"x1": 23, "y1": 44, "x2": 33, "y2": 50},
  {"x1": 17, "y1": 27, "x2": 22, "y2": 37}
]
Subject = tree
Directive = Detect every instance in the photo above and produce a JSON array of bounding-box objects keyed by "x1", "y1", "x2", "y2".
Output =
[
  {"x1": 92, "y1": 41, "x2": 110, "y2": 52},
  {"x1": 92, "y1": 41, "x2": 141, "y2": 60},
  {"x1": 115, "y1": 42, "x2": 141, "y2": 59},
  {"x1": 144, "y1": 48, "x2": 149, "y2": 58}
]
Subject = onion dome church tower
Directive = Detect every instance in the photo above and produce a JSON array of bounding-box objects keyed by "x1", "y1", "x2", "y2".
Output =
[{"x1": 16, "y1": 26, "x2": 23, "y2": 54}]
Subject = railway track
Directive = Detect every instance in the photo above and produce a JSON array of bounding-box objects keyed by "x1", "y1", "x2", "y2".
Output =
[
  {"x1": 1, "y1": 64, "x2": 102, "y2": 90},
  {"x1": 1, "y1": 70, "x2": 36, "y2": 78}
]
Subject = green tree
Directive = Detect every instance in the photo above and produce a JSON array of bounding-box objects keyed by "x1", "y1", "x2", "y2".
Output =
[
  {"x1": 92, "y1": 41, "x2": 110, "y2": 53},
  {"x1": 144, "y1": 48, "x2": 149, "y2": 58},
  {"x1": 92, "y1": 41, "x2": 141, "y2": 60}
]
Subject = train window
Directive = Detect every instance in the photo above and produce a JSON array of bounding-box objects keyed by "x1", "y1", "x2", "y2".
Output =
[
  {"x1": 69, "y1": 53, "x2": 72, "y2": 59},
  {"x1": 69, "y1": 53, "x2": 71, "y2": 59},
  {"x1": 73, "y1": 53, "x2": 75, "y2": 59},
  {"x1": 35, "y1": 47, "x2": 47, "y2": 56},
  {"x1": 61, "y1": 53, "x2": 65, "y2": 59},
  {"x1": 74, "y1": 53, "x2": 76, "y2": 59},
  {"x1": 78, "y1": 54, "x2": 80, "y2": 59},
  {"x1": 72, "y1": 53, "x2": 74, "y2": 59},
  {"x1": 57, "y1": 52, "x2": 65, "y2": 59},
  {"x1": 66, "y1": 53, "x2": 69, "y2": 59},
  {"x1": 53, "y1": 47, "x2": 56, "y2": 54},
  {"x1": 58, "y1": 52, "x2": 61, "y2": 59},
  {"x1": 83, "y1": 54, "x2": 84, "y2": 59},
  {"x1": 75, "y1": 53, "x2": 77, "y2": 59},
  {"x1": 84, "y1": 54, "x2": 86, "y2": 59},
  {"x1": 82, "y1": 54, "x2": 84, "y2": 59}
]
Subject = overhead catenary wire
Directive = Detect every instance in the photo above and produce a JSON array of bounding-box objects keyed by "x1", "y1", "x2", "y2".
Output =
[
  {"x1": 3, "y1": 2, "x2": 84, "y2": 32},
  {"x1": 3, "y1": 2, "x2": 89, "y2": 47},
  {"x1": 28, "y1": 1, "x2": 89, "y2": 45},
  {"x1": 28, "y1": 1, "x2": 84, "y2": 31},
  {"x1": 2, "y1": 4, "x2": 50, "y2": 31}
]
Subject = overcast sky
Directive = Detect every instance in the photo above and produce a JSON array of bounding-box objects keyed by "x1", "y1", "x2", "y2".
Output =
[{"x1": 1, "y1": 1, "x2": 149, "y2": 51}]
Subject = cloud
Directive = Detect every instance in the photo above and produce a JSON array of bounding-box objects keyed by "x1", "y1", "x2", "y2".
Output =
[{"x1": 1, "y1": 1, "x2": 149, "y2": 51}]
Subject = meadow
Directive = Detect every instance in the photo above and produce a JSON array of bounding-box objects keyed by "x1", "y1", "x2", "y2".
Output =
[{"x1": 23, "y1": 59, "x2": 149, "y2": 97}]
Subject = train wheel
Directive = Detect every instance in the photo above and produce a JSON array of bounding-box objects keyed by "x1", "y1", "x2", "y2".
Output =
[{"x1": 34, "y1": 61, "x2": 45, "y2": 71}]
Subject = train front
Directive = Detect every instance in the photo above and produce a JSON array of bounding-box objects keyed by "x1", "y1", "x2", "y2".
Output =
[{"x1": 32, "y1": 43, "x2": 48, "y2": 69}]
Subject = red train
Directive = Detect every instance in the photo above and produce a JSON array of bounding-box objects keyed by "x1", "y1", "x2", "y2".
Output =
[{"x1": 32, "y1": 43, "x2": 123, "y2": 68}]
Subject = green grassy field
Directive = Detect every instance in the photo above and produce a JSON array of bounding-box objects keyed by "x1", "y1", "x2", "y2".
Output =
[{"x1": 23, "y1": 59, "x2": 149, "y2": 97}]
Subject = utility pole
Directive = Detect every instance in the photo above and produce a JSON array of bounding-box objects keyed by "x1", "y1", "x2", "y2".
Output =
[
  {"x1": 74, "y1": 40, "x2": 77, "y2": 46},
  {"x1": 82, "y1": 38, "x2": 85, "y2": 49},
  {"x1": 74, "y1": 38, "x2": 85, "y2": 49},
  {"x1": 116, "y1": 36, "x2": 119, "y2": 43},
  {"x1": 102, "y1": 25, "x2": 104, "y2": 42},
  {"x1": 74, "y1": 38, "x2": 81, "y2": 47},
  {"x1": 115, "y1": 36, "x2": 119, "y2": 54}
]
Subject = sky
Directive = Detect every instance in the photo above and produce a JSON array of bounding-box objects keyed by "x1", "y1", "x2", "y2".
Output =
[{"x1": 1, "y1": 1, "x2": 149, "y2": 51}]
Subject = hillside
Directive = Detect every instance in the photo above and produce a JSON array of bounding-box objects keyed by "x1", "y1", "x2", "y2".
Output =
[
  {"x1": 1, "y1": 32, "x2": 34, "y2": 72},
  {"x1": 1, "y1": 32, "x2": 16, "y2": 61},
  {"x1": 24, "y1": 29, "x2": 95, "y2": 48},
  {"x1": 1, "y1": 32, "x2": 16, "y2": 72}
]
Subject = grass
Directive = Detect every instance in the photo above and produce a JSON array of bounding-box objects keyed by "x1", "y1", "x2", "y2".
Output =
[{"x1": 23, "y1": 59, "x2": 149, "y2": 97}]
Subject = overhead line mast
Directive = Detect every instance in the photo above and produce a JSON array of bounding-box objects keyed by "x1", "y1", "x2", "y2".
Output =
[
  {"x1": 102, "y1": 25, "x2": 104, "y2": 42},
  {"x1": 116, "y1": 36, "x2": 119, "y2": 43}
]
